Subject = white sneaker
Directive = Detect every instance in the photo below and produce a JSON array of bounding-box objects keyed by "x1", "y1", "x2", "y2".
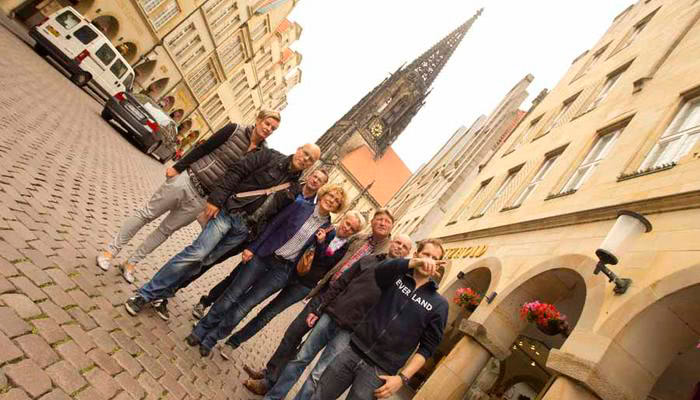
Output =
[
  {"x1": 121, "y1": 263, "x2": 135, "y2": 284},
  {"x1": 96, "y1": 251, "x2": 113, "y2": 271}
]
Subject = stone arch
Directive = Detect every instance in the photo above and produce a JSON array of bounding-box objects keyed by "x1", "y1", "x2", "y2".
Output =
[
  {"x1": 576, "y1": 264, "x2": 700, "y2": 400},
  {"x1": 134, "y1": 60, "x2": 157, "y2": 84},
  {"x1": 73, "y1": 0, "x2": 95, "y2": 15},
  {"x1": 92, "y1": 15, "x2": 119, "y2": 41},
  {"x1": 146, "y1": 78, "x2": 169, "y2": 99},
  {"x1": 170, "y1": 109, "x2": 184, "y2": 123},
  {"x1": 116, "y1": 42, "x2": 137, "y2": 63},
  {"x1": 500, "y1": 375, "x2": 546, "y2": 396},
  {"x1": 158, "y1": 96, "x2": 175, "y2": 113},
  {"x1": 177, "y1": 119, "x2": 192, "y2": 135}
]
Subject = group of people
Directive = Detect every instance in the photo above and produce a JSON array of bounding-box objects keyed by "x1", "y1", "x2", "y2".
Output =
[{"x1": 96, "y1": 109, "x2": 450, "y2": 400}]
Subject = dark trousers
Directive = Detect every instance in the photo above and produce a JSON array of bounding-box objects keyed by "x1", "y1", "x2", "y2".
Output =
[
  {"x1": 264, "y1": 295, "x2": 322, "y2": 385},
  {"x1": 192, "y1": 255, "x2": 293, "y2": 350},
  {"x1": 226, "y1": 280, "x2": 311, "y2": 348},
  {"x1": 309, "y1": 345, "x2": 386, "y2": 400}
]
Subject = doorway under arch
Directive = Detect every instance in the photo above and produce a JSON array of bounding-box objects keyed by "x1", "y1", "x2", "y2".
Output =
[
  {"x1": 92, "y1": 15, "x2": 119, "y2": 41},
  {"x1": 146, "y1": 78, "x2": 169, "y2": 99}
]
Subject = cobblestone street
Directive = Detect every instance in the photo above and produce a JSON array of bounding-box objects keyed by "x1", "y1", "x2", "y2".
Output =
[{"x1": 0, "y1": 27, "x2": 305, "y2": 400}]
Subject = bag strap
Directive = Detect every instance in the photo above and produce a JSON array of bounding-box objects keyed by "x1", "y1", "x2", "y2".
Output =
[{"x1": 234, "y1": 182, "x2": 291, "y2": 199}]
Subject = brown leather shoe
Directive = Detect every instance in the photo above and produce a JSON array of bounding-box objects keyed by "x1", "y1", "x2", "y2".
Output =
[
  {"x1": 243, "y1": 378, "x2": 269, "y2": 396},
  {"x1": 243, "y1": 364, "x2": 265, "y2": 380}
]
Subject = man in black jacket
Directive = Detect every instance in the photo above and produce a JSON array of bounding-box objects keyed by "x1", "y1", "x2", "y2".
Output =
[
  {"x1": 310, "y1": 239, "x2": 448, "y2": 400},
  {"x1": 123, "y1": 143, "x2": 320, "y2": 316},
  {"x1": 97, "y1": 110, "x2": 281, "y2": 284},
  {"x1": 261, "y1": 234, "x2": 413, "y2": 400}
]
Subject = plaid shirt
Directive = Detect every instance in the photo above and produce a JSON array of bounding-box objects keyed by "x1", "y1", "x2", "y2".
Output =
[
  {"x1": 331, "y1": 237, "x2": 376, "y2": 281},
  {"x1": 275, "y1": 206, "x2": 329, "y2": 261}
]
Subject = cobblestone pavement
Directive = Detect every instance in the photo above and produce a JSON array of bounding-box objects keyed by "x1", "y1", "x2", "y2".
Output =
[{"x1": 0, "y1": 27, "x2": 306, "y2": 400}]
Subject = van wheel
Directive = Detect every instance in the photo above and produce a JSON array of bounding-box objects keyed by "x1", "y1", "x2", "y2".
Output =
[
  {"x1": 101, "y1": 108, "x2": 111, "y2": 121},
  {"x1": 33, "y1": 43, "x2": 47, "y2": 57},
  {"x1": 71, "y1": 71, "x2": 91, "y2": 87},
  {"x1": 146, "y1": 141, "x2": 161, "y2": 156}
]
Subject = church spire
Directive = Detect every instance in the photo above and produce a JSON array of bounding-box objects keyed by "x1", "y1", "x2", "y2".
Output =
[
  {"x1": 316, "y1": 9, "x2": 482, "y2": 159},
  {"x1": 405, "y1": 8, "x2": 483, "y2": 93}
]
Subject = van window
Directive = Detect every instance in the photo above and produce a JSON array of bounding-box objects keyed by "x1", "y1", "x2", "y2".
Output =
[
  {"x1": 95, "y1": 44, "x2": 116, "y2": 66},
  {"x1": 122, "y1": 73, "x2": 134, "y2": 90},
  {"x1": 56, "y1": 11, "x2": 81, "y2": 30},
  {"x1": 110, "y1": 59, "x2": 128, "y2": 79},
  {"x1": 74, "y1": 25, "x2": 98, "y2": 45}
]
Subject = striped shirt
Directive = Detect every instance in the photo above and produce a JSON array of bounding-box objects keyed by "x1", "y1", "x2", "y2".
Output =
[{"x1": 275, "y1": 206, "x2": 329, "y2": 261}]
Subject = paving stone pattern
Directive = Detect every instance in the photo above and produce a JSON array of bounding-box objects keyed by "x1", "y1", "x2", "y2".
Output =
[{"x1": 0, "y1": 27, "x2": 307, "y2": 400}]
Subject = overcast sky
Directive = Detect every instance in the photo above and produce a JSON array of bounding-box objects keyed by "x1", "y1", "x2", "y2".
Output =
[{"x1": 267, "y1": 0, "x2": 633, "y2": 172}]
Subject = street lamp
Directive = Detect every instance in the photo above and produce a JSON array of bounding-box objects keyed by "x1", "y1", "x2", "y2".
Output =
[{"x1": 594, "y1": 210, "x2": 652, "y2": 294}]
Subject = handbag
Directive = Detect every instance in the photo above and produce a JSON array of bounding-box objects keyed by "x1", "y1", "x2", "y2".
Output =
[{"x1": 296, "y1": 245, "x2": 315, "y2": 276}]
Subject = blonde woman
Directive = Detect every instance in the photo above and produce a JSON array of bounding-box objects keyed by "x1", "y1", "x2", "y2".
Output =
[{"x1": 186, "y1": 184, "x2": 352, "y2": 357}]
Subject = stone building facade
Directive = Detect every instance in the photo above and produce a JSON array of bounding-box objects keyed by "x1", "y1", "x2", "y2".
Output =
[
  {"x1": 2, "y1": 0, "x2": 303, "y2": 146},
  {"x1": 408, "y1": 1, "x2": 700, "y2": 399},
  {"x1": 386, "y1": 74, "x2": 533, "y2": 242}
]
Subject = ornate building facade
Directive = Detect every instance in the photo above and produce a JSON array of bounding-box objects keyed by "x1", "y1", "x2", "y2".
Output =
[
  {"x1": 406, "y1": 1, "x2": 700, "y2": 399},
  {"x1": 315, "y1": 9, "x2": 483, "y2": 217},
  {"x1": 3, "y1": 0, "x2": 303, "y2": 147},
  {"x1": 386, "y1": 74, "x2": 534, "y2": 242}
]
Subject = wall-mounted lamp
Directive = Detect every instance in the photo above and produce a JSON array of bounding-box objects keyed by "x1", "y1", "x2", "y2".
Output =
[
  {"x1": 595, "y1": 210, "x2": 652, "y2": 295},
  {"x1": 485, "y1": 291, "x2": 497, "y2": 304}
]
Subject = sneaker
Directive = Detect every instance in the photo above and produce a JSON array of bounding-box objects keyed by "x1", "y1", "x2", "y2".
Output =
[
  {"x1": 96, "y1": 251, "x2": 113, "y2": 271},
  {"x1": 125, "y1": 295, "x2": 147, "y2": 316},
  {"x1": 121, "y1": 263, "x2": 136, "y2": 284},
  {"x1": 243, "y1": 364, "x2": 266, "y2": 380},
  {"x1": 199, "y1": 344, "x2": 211, "y2": 357},
  {"x1": 219, "y1": 344, "x2": 236, "y2": 361},
  {"x1": 243, "y1": 379, "x2": 269, "y2": 396},
  {"x1": 153, "y1": 299, "x2": 170, "y2": 321},
  {"x1": 185, "y1": 333, "x2": 200, "y2": 347},
  {"x1": 192, "y1": 301, "x2": 207, "y2": 319}
]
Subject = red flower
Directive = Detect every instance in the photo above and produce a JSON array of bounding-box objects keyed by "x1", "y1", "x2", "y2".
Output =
[
  {"x1": 453, "y1": 287, "x2": 483, "y2": 308},
  {"x1": 520, "y1": 301, "x2": 565, "y2": 329}
]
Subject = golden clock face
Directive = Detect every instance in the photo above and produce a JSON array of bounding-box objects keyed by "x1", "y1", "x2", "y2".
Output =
[{"x1": 370, "y1": 121, "x2": 384, "y2": 137}]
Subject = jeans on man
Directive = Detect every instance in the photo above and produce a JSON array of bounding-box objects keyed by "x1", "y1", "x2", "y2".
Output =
[
  {"x1": 263, "y1": 296, "x2": 322, "y2": 387},
  {"x1": 137, "y1": 211, "x2": 249, "y2": 302},
  {"x1": 309, "y1": 346, "x2": 386, "y2": 400},
  {"x1": 108, "y1": 173, "x2": 206, "y2": 265},
  {"x1": 193, "y1": 255, "x2": 294, "y2": 350},
  {"x1": 264, "y1": 314, "x2": 349, "y2": 400},
  {"x1": 294, "y1": 325, "x2": 351, "y2": 400},
  {"x1": 227, "y1": 280, "x2": 310, "y2": 348}
]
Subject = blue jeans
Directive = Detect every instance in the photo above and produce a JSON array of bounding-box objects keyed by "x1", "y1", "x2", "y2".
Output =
[
  {"x1": 264, "y1": 314, "x2": 349, "y2": 400},
  {"x1": 294, "y1": 326, "x2": 351, "y2": 400},
  {"x1": 227, "y1": 280, "x2": 311, "y2": 348},
  {"x1": 309, "y1": 346, "x2": 387, "y2": 400},
  {"x1": 193, "y1": 254, "x2": 294, "y2": 350},
  {"x1": 137, "y1": 212, "x2": 249, "y2": 301}
]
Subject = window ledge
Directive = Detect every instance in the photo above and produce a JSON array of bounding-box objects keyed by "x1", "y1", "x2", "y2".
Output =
[
  {"x1": 545, "y1": 189, "x2": 577, "y2": 201},
  {"x1": 445, "y1": 221, "x2": 457, "y2": 226},
  {"x1": 501, "y1": 149, "x2": 515, "y2": 158},
  {"x1": 469, "y1": 214, "x2": 484, "y2": 220},
  {"x1": 571, "y1": 108, "x2": 594, "y2": 122},
  {"x1": 617, "y1": 162, "x2": 676, "y2": 182},
  {"x1": 500, "y1": 204, "x2": 521, "y2": 212},
  {"x1": 531, "y1": 131, "x2": 550, "y2": 143}
]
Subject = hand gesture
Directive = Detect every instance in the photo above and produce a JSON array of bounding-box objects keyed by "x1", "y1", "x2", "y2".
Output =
[
  {"x1": 306, "y1": 313, "x2": 319, "y2": 328},
  {"x1": 204, "y1": 202, "x2": 220, "y2": 220},
  {"x1": 315, "y1": 229, "x2": 327, "y2": 243},
  {"x1": 165, "y1": 167, "x2": 178, "y2": 178},
  {"x1": 241, "y1": 249, "x2": 254, "y2": 263},
  {"x1": 374, "y1": 375, "x2": 403, "y2": 398},
  {"x1": 409, "y1": 258, "x2": 446, "y2": 277}
]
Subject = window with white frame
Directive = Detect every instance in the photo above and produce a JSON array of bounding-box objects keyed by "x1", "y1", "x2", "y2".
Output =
[
  {"x1": 151, "y1": 0, "x2": 179, "y2": 30},
  {"x1": 561, "y1": 128, "x2": 622, "y2": 193},
  {"x1": 574, "y1": 43, "x2": 610, "y2": 80},
  {"x1": 250, "y1": 19, "x2": 268, "y2": 42},
  {"x1": 506, "y1": 115, "x2": 543, "y2": 153},
  {"x1": 585, "y1": 67, "x2": 626, "y2": 113},
  {"x1": 478, "y1": 167, "x2": 522, "y2": 216},
  {"x1": 542, "y1": 93, "x2": 580, "y2": 135},
  {"x1": 219, "y1": 35, "x2": 245, "y2": 71},
  {"x1": 140, "y1": 0, "x2": 166, "y2": 13},
  {"x1": 640, "y1": 97, "x2": 700, "y2": 170},
  {"x1": 511, "y1": 152, "x2": 562, "y2": 208},
  {"x1": 190, "y1": 61, "x2": 219, "y2": 97},
  {"x1": 450, "y1": 179, "x2": 491, "y2": 222}
]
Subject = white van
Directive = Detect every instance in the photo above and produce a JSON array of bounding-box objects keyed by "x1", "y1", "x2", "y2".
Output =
[{"x1": 29, "y1": 6, "x2": 134, "y2": 98}]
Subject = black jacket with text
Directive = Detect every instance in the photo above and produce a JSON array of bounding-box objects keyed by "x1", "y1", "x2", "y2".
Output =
[{"x1": 349, "y1": 258, "x2": 448, "y2": 375}]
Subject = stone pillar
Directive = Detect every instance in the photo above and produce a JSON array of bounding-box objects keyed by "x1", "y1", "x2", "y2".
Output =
[
  {"x1": 414, "y1": 335, "x2": 491, "y2": 400},
  {"x1": 541, "y1": 376, "x2": 600, "y2": 400}
]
